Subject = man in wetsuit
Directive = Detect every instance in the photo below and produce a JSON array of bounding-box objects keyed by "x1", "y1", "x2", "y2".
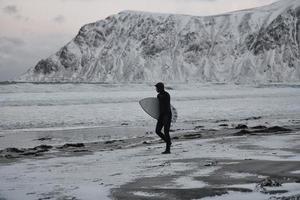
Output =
[{"x1": 155, "y1": 82, "x2": 172, "y2": 154}]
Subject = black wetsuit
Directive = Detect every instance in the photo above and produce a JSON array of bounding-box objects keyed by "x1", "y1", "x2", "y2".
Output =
[{"x1": 155, "y1": 90, "x2": 172, "y2": 146}]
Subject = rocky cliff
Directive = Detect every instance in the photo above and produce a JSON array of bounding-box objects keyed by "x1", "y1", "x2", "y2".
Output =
[{"x1": 19, "y1": 0, "x2": 300, "y2": 83}]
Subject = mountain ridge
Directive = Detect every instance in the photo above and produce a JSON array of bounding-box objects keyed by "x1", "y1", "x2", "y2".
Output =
[{"x1": 19, "y1": 0, "x2": 300, "y2": 83}]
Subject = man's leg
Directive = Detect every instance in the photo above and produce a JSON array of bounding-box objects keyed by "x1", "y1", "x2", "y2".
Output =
[
  {"x1": 164, "y1": 123, "x2": 171, "y2": 145},
  {"x1": 162, "y1": 115, "x2": 172, "y2": 154},
  {"x1": 155, "y1": 117, "x2": 166, "y2": 142}
]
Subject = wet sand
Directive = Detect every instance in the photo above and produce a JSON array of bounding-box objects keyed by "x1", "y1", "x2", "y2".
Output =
[
  {"x1": 111, "y1": 158, "x2": 300, "y2": 199},
  {"x1": 0, "y1": 121, "x2": 300, "y2": 200},
  {"x1": 112, "y1": 139, "x2": 300, "y2": 200}
]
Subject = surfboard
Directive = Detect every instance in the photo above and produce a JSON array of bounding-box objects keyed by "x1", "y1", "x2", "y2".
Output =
[{"x1": 139, "y1": 97, "x2": 177, "y2": 123}]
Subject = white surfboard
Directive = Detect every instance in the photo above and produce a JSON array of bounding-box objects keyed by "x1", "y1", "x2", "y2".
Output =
[{"x1": 139, "y1": 97, "x2": 177, "y2": 123}]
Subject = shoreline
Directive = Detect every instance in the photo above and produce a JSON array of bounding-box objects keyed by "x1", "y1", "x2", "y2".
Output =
[{"x1": 1, "y1": 121, "x2": 299, "y2": 164}]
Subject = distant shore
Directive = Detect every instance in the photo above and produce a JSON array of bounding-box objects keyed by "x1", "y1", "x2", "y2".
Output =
[{"x1": 1, "y1": 81, "x2": 300, "y2": 86}]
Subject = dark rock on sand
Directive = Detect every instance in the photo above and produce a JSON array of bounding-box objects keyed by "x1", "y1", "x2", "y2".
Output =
[
  {"x1": 270, "y1": 194, "x2": 300, "y2": 200},
  {"x1": 249, "y1": 126, "x2": 292, "y2": 134},
  {"x1": 73, "y1": 149, "x2": 90, "y2": 153},
  {"x1": 234, "y1": 129, "x2": 252, "y2": 136},
  {"x1": 255, "y1": 178, "x2": 285, "y2": 194},
  {"x1": 215, "y1": 119, "x2": 229, "y2": 123},
  {"x1": 264, "y1": 189, "x2": 288, "y2": 195},
  {"x1": 208, "y1": 129, "x2": 217, "y2": 132},
  {"x1": 3, "y1": 148, "x2": 24, "y2": 153},
  {"x1": 235, "y1": 124, "x2": 248, "y2": 129},
  {"x1": 20, "y1": 146, "x2": 52, "y2": 156},
  {"x1": 251, "y1": 125, "x2": 267, "y2": 129},
  {"x1": 33, "y1": 145, "x2": 53, "y2": 150},
  {"x1": 1, "y1": 145, "x2": 54, "y2": 159},
  {"x1": 105, "y1": 140, "x2": 117, "y2": 144},
  {"x1": 21, "y1": 152, "x2": 42, "y2": 156},
  {"x1": 36, "y1": 137, "x2": 52, "y2": 141},
  {"x1": 194, "y1": 125, "x2": 204, "y2": 129},
  {"x1": 244, "y1": 116, "x2": 262, "y2": 121},
  {"x1": 183, "y1": 133, "x2": 202, "y2": 139},
  {"x1": 4, "y1": 154, "x2": 20, "y2": 159},
  {"x1": 234, "y1": 125, "x2": 291, "y2": 136},
  {"x1": 204, "y1": 160, "x2": 218, "y2": 166},
  {"x1": 219, "y1": 124, "x2": 228, "y2": 127},
  {"x1": 259, "y1": 178, "x2": 282, "y2": 187},
  {"x1": 263, "y1": 126, "x2": 292, "y2": 133},
  {"x1": 104, "y1": 139, "x2": 125, "y2": 144},
  {"x1": 59, "y1": 143, "x2": 85, "y2": 149}
]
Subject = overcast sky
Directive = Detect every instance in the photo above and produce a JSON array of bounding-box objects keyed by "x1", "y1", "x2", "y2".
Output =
[{"x1": 0, "y1": 0, "x2": 278, "y2": 81}]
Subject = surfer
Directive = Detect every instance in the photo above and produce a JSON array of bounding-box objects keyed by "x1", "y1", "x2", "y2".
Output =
[{"x1": 155, "y1": 82, "x2": 172, "y2": 154}]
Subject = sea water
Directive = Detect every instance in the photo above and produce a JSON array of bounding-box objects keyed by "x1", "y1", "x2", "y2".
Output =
[{"x1": 0, "y1": 83, "x2": 299, "y2": 148}]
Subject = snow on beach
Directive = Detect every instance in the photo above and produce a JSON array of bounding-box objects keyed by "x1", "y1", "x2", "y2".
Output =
[
  {"x1": 0, "y1": 83, "x2": 300, "y2": 199},
  {"x1": 1, "y1": 132, "x2": 300, "y2": 199}
]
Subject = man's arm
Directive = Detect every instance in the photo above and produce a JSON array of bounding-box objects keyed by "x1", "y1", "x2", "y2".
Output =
[{"x1": 157, "y1": 93, "x2": 164, "y2": 116}]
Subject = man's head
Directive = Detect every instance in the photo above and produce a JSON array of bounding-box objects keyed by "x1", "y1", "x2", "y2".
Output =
[{"x1": 155, "y1": 82, "x2": 164, "y2": 93}]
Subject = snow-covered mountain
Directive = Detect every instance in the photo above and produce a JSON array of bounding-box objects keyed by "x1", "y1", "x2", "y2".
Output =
[{"x1": 19, "y1": 0, "x2": 300, "y2": 83}]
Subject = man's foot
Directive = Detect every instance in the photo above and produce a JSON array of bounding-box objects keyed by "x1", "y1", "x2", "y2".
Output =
[
  {"x1": 161, "y1": 150, "x2": 171, "y2": 154},
  {"x1": 162, "y1": 143, "x2": 171, "y2": 154}
]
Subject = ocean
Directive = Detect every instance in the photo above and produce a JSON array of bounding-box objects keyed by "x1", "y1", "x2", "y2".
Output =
[{"x1": 0, "y1": 82, "x2": 299, "y2": 148}]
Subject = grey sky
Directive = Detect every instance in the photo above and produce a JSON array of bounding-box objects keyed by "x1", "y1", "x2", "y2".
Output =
[
  {"x1": 53, "y1": 15, "x2": 65, "y2": 23},
  {"x1": 0, "y1": 0, "x2": 277, "y2": 81},
  {"x1": 3, "y1": 5, "x2": 18, "y2": 14}
]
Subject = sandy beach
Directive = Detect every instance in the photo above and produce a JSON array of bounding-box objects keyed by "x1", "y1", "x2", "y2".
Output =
[{"x1": 1, "y1": 120, "x2": 300, "y2": 200}]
